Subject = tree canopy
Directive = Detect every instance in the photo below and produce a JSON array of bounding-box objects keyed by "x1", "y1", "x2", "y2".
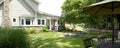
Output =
[
  {"x1": 61, "y1": 0, "x2": 82, "y2": 24},
  {"x1": 61, "y1": 0, "x2": 104, "y2": 28},
  {"x1": 61, "y1": 0, "x2": 120, "y2": 30}
]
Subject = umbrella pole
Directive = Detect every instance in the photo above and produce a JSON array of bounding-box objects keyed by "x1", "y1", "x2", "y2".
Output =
[
  {"x1": 111, "y1": 14, "x2": 115, "y2": 48},
  {"x1": 111, "y1": 2, "x2": 114, "y2": 48}
]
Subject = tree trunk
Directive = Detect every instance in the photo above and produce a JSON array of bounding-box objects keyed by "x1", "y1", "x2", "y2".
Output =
[{"x1": 1, "y1": 0, "x2": 11, "y2": 28}]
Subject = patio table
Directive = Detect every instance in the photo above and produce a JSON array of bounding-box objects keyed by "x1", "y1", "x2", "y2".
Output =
[{"x1": 93, "y1": 42, "x2": 120, "y2": 48}]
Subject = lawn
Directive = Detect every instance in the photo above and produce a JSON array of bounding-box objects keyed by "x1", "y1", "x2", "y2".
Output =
[
  {"x1": 0, "y1": 29, "x2": 100, "y2": 48},
  {"x1": 29, "y1": 32, "x2": 86, "y2": 48}
]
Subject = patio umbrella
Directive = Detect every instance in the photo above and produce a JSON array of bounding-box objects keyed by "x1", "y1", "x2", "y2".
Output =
[
  {"x1": 82, "y1": 0, "x2": 120, "y2": 48},
  {"x1": 83, "y1": 0, "x2": 120, "y2": 14}
]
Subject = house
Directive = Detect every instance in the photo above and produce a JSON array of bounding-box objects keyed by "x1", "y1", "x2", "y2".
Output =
[{"x1": 0, "y1": 0, "x2": 62, "y2": 30}]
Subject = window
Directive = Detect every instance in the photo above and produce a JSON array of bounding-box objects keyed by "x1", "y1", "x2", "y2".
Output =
[
  {"x1": 21, "y1": 19, "x2": 24, "y2": 25},
  {"x1": 13, "y1": 18, "x2": 16, "y2": 22},
  {"x1": 38, "y1": 19, "x2": 41, "y2": 25},
  {"x1": 37, "y1": 19, "x2": 45, "y2": 25},
  {"x1": 21, "y1": 18, "x2": 33, "y2": 25},
  {"x1": 26, "y1": 19, "x2": 31, "y2": 25},
  {"x1": 42, "y1": 20, "x2": 45, "y2": 25}
]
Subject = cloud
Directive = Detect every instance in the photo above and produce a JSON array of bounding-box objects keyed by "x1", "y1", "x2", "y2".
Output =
[{"x1": 38, "y1": 0, "x2": 64, "y2": 16}]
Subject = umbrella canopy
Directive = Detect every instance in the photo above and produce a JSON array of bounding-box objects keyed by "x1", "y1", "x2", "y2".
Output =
[
  {"x1": 82, "y1": 0, "x2": 120, "y2": 48},
  {"x1": 83, "y1": 0, "x2": 120, "y2": 14}
]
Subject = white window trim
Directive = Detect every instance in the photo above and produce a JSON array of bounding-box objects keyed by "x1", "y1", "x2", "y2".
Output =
[
  {"x1": 21, "y1": 18, "x2": 33, "y2": 26},
  {"x1": 20, "y1": 18, "x2": 25, "y2": 26},
  {"x1": 13, "y1": 18, "x2": 16, "y2": 22},
  {"x1": 25, "y1": 19, "x2": 31, "y2": 25},
  {"x1": 37, "y1": 18, "x2": 46, "y2": 26}
]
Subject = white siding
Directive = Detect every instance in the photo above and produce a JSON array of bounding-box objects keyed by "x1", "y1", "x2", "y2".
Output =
[
  {"x1": 9, "y1": 0, "x2": 31, "y2": 26},
  {"x1": 0, "y1": 0, "x2": 59, "y2": 29},
  {"x1": 34, "y1": 16, "x2": 46, "y2": 26}
]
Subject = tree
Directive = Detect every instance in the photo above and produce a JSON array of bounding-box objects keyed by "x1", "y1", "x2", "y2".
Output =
[
  {"x1": 1, "y1": 0, "x2": 11, "y2": 28},
  {"x1": 61, "y1": 0, "x2": 103, "y2": 30},
  {"x1": 82, "y1": 0, "x2": 103, "y2": 6},
  {"x1": 62, "y1": 0, "x2": 120, "y2": 30},
  {"x1": 81, "y1": 0, "x2": 120, "y2": 30},
  {"x1": 61, "y1": 0, "x2": 82, "y2": 30},
  {"x1": 61, "y1": 0, "x2": 120, "y2": 30}
]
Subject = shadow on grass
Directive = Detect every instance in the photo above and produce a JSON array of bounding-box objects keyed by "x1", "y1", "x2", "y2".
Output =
[{"x1": 32, "y1": 37, "x2": 85, "y2": 48}]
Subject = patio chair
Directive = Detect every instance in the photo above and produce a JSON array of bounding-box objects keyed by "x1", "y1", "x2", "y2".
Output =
[{"x1": 83, "y1": 38, "x2": 94, "y2": 48}]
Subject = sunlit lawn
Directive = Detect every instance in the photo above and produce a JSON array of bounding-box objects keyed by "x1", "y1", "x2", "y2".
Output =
[{"x1": 29, "y1": 32, "x2": 86, "y2": 48}]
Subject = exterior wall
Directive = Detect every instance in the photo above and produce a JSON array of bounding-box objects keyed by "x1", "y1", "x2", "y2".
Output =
[
  {"x1": 19, "y1": 16, "x2": 47, "y2": 28},
  {"x1": 9, "y1": 0, "x2": 31, "y2": 26},
  {"x1": 0, "y1": 0, "x2": 59, "y2": 30}
]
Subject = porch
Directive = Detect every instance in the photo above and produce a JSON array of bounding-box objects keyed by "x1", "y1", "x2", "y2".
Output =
[
  {"x1": 46, "y1": 18, "x2": 61, "y2": 31},
  {"x1": 19, "y1": 16, "x2": 61, "y2": 30}
]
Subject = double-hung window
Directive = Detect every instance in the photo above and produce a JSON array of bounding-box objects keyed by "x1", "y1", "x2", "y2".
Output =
[
  {"x1": 37, "y1": 19, "x2": 45, "y2": 25},
  {"x1": 26, "y1": 19, "x2": 31, "y2": 25},
  {"x1": 21, "y1": 19, "x2": 24, "y2": 25},
  {"x1": 38, "y1": 19, "x2": 41, "y2": 25},
  {"x1": 42, "y1": 20, "x2": 45, "y2": 25},
  {"x1": 21, "y1": 18, "x2": 33, "y2": 25}
]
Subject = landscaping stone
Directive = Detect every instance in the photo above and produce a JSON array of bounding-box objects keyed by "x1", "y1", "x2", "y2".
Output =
[{"x1": 61, "y1": 32, "x2": 87, "y2": 38}]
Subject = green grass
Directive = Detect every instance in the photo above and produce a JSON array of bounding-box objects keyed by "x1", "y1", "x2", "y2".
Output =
[{"x1": 29, "y1": 32, "x2": 86, "y2": 48}]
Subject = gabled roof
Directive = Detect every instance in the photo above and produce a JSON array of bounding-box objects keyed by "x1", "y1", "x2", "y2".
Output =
[
  {"x1": 0, "y1": 0, "x2": 40, "y2": 4},
  {"x1": 39, "y1": 11, "x2": 59, "y2": 17},
  {"x1": 0, "y1": 0, "x2": 59, "y2": 17},
  {"x1": 33, "y1": 0, "x2": 41, "y2": 4}
]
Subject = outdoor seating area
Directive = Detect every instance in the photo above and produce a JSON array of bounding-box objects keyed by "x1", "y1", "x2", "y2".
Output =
[
  {"x1": 83, "y1": 30, "x2": 120, "y2": 48},
  {"x1": 82, "y1": 0, "x2": 120, "y2": 48},
  {"x1": 94, "y1": 42, "x2": 120, "y2": 48},
  {"x1": 1, "y1": 0, "x2": 120, "y2": 48}
]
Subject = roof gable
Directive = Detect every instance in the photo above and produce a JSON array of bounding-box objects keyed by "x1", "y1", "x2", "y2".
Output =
[
  {"x1": 9, "y1": 0, "x2": 32, "y2": 17},
  {"x1": 0, "y1": 0, "x2": 59, "y2": 17}
]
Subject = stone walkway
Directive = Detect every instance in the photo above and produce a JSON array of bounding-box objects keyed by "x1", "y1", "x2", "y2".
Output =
[{"x1": 61, "y1": 32, "x2": 87, "y2": 38}]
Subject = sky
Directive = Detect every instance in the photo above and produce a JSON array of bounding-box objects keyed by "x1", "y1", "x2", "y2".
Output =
[{"x1": 38, "y1": 0, "x2": 65, "y2": 16}]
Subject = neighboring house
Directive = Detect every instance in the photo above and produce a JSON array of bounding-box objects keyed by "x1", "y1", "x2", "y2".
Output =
[{"x1": 0, "y1": 0, "x2": 62, "y2": 30}]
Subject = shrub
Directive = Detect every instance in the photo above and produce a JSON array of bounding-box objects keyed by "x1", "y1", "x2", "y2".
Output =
[
  {"x1": 58, "y1": 28, "x2": 73, "y2": 32},
  {"x1": 87, "y1": 32, "x2": 98, "y2": 35},
  {"x1": 26, "y1": 29, "x2": 31, "y2": 34},
  {"x1": 0, "y1": 28, "x2": 30, "y2": 48},
  {"x1": 30, "y1": 28, "x2": 37, "y2": 34},
  {"x1": 101, "y1": 32, "x2": 112, "y2": 38},
  {"x1": 58, "y1": 26, "x2": 66, "y2": 31},
  {"x1": 40, "y1": 26, "x2": 49, "y2": 32},
  {"x1": 26, "y1": 28, "x2": 37, "y2": 34}
]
